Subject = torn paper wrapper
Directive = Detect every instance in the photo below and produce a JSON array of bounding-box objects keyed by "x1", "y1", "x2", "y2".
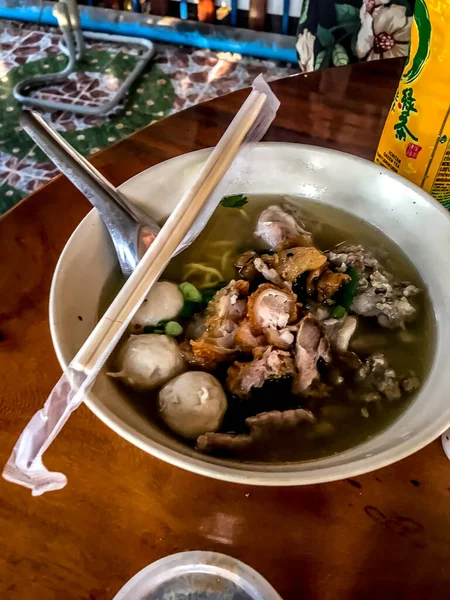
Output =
[{"x1": 3, "y1": 75, "x2": 280, "y2": 496}]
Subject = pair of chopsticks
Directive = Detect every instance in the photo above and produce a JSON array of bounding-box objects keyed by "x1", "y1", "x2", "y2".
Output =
[
  {"x1": 3, "y1": 75, "x2": 280, "y2": 495},
  {"x1": 75, "y1": 89, "x2": 267, "y2": 372}
]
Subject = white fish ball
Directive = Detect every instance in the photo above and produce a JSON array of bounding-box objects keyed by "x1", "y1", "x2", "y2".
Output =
[
  {"x1": 158, "y1": 372, "x2": 228, "y2": 439},
  {"x1": 130, "y1": 281, "x2": 184, "y2": 333},
  {"x1": 109, "y1": 334, "x2": 185, "y2": 390}
]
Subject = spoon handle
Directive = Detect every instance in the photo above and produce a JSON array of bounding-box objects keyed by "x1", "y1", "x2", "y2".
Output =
[
  {"x1": 21, "y1": 110, "x2": 141, "y2": 221},
  {"x1": 20, "y1": 110, "x2": 160, "y2": 277}
]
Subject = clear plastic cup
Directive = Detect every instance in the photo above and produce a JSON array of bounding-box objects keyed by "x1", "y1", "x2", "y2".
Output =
[{"x1": 113, "y1": 551, "x2": 282, "y2": 600}]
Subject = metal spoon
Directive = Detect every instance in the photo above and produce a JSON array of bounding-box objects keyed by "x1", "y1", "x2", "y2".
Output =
[{"x1": 20, "y1": 110, "x2": 161, "y2": 278}]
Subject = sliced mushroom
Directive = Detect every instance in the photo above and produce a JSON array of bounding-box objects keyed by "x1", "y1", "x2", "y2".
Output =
[
  {"x1": 234, "y1": 250, "x2": 259, "y2": 280},
  {"x1": 306, "y1": 266, "x2": 326, "y2": 295},
  {"x1": 277, "y1": 247, "x2": 327, "y2": 282},
  {"x1": 316, "y1": 269, "x2": 351, "y2": 302}
]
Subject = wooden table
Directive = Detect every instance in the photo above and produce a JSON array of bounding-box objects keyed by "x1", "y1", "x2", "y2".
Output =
[{"x1": 1, "y1": 58, "x2": 450, "y2": 600}]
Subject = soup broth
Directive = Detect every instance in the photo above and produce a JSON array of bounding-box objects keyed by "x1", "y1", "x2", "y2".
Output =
[{"x1": 107, "y1": 195, "x2": 435, "y2": 463}]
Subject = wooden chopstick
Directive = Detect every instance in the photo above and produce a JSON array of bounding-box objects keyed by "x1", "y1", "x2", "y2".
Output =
[{"x1": 73, "y1": 89, "x2": 267, "y2": 374}]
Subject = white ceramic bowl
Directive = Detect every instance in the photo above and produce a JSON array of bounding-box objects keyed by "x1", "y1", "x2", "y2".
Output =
[{"x1": 50, "y1": 143, "x2": 450, "y2": 485}]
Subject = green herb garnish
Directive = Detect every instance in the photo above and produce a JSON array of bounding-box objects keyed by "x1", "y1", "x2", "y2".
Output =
[
  {"x1": 331, "y1": 305, "x2": 347, "y2": 319},
  {"x1": 334, "y1": 267, "x2": 360, "y2": 310},
  {"x1": 220, "y1": 194, "x2": 248, "y2": 208}
]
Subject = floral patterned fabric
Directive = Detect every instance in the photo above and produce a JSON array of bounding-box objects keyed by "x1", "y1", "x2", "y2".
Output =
[{"x1": 296, "y1": 0, "x2": 415, "y2": 72}]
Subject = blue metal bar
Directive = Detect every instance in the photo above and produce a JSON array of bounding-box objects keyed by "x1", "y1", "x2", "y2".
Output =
[
  {"x1": 231, "y1": 0, "x2": 238, "y2": 27},
  {"x1": 281, "y1": 0, "x2": 289, "y2": 34},
  {"x1": 179, "y1": 0, "x2": 188, "y2": 19},
  {"x1": 132, "y1": 0, "x2": 141, "y2": 13},
  {"x1": 0, "y1": 2, "x2": 298, "y2": 62}
]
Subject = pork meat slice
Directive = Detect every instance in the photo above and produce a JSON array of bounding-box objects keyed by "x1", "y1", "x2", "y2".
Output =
[
  {"x1": 226, "y1": 346, "x2": 295, "y2": 399},
  {"x1": 253, "y1": 256, "x2": 285, "y2": 287},
  {"x1": 190, "y1": 279, "x2": 249, "y2": 368},
  {"x1": 351, "y1": 273, "x2": 419, "y2": 329},
  {"x1": 205, "y1": 279, "x2": 249, "y2": 337},
  {"x1": 255, "y1": 204, "x2": 313, "y2": 250},
  {"x1": 264, "y1": 325, "x2": 297, "y2": 350},
  {"x1": 234, "y1": 319, "x2": 266, "y2": 353},
  {"x1": 355, "y1": 353, "x2": 402, "y2": 401},
  {"x1": 197, "y1": 408, "x2": 316, "y2": 452},
  {"x1": 327, "y1": 244, "x2": 419, "y2": 329},
  {"x1": 188, "y1": 339, "x2": 238, "y2": 368},
  {"x1": 293, "y1": 314, "x2": 332, "y2": 394},
  {"x1": 321, "y1": 316, "x2": 358, "y2": 352},
  {"x1": 247, "y1": 283, "x2": 298, "y2": 334},
  {"x1": 326, "y1": 244, "x2": 380, "y2": 275}
]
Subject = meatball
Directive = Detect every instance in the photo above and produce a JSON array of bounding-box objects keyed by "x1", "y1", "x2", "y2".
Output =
[
  {"x1": 108, "y1": 334, "x2": 185, "y2": 391},
  {"x1": 130, "y1": 281, "x2": 184, "y2": 333},
  {"x1": 158, "y1": 372, "x2": 228, "y2": 439}
]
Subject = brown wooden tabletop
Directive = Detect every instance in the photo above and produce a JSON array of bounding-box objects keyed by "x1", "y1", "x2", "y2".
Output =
[{"x1": 2, "y1": 57, "x2": 450, "y2": 600}]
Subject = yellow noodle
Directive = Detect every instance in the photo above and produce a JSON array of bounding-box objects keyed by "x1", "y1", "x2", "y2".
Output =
[
  {"x1": 198, "y1": 279, "x2": 222, "y2": 290},
  {"x1": 239, "y1": 209, "x2": 250, "y2": 221},
  {"x1": 221, "y1": 249, "x2": 232, "y2": 274},
  {"x1": 206, "y1": 240, "x2": 235, "y2": 248},
  {"x1": 185, "y1": 263, "x2": 224, "y2": 280},
  {"x1": 181, "y1": 268, "x2": 197, "y2": 282}
]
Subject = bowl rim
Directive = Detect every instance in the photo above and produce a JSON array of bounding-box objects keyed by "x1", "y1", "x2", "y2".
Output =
[{"x1": 50, "y1": 141, "x2": 450, "y2": 485}]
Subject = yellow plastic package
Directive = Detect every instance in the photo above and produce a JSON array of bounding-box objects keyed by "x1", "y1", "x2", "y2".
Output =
[{"x1": 375, "y1": 0, "x2": 450, "y2": 206}]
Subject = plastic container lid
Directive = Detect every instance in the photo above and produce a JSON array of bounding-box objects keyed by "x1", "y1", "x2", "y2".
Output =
[{"x1": 113, "y1": 551, "x2": 282, "y2": 600}]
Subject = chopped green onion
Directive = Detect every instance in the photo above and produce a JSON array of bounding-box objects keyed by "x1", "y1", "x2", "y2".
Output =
[
  {"x1": 164, "y1": 321, "x2": 183, "y2": 337},
  {"x1": 220, "y1": 194, "x2": 248, "y2": 208},
  {"x1": 331, "y1": 305, "x2": 347, "y2": 319},
  {"x1": 179, "y1": 282, "x2": 202, "y2": 303},
  {"x1": 334, "y1": 267, "x2": 360, "y2": 310}
]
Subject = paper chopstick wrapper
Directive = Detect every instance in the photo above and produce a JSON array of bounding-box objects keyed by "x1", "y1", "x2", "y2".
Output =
[{"x1": 3, "y1": 75, "x2": 280, "y2": 495}]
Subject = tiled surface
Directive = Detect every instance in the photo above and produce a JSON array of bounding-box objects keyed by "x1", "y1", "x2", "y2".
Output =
[{"x1": 0, "y1": 19, "x2": 296, "y2": 214}]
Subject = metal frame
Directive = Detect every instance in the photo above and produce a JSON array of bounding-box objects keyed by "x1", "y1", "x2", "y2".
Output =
[
  {"x1": 0, "y1": 0, "x2": 298, "y2": 63},
  {"x1": 10, "y1": 0, "x2": 155, "y2": 115}
]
